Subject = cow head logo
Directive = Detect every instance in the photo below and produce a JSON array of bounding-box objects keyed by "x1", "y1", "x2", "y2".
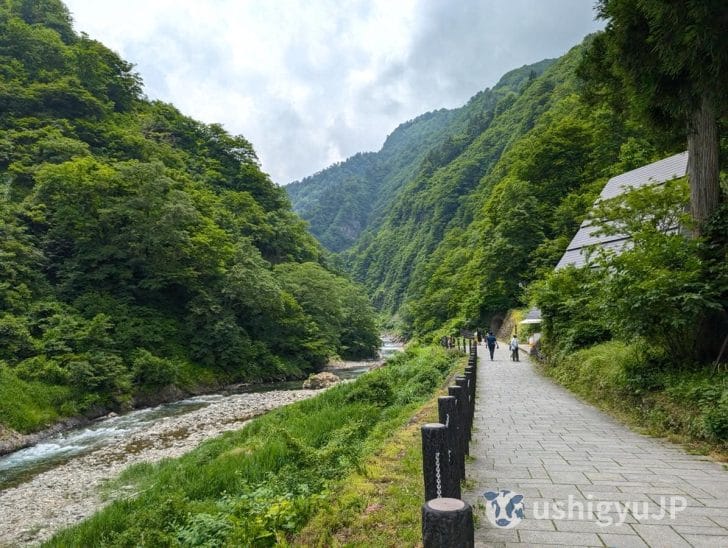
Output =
[{"x1": 483, "y1": 489, "x2": 525, "y2": 528}]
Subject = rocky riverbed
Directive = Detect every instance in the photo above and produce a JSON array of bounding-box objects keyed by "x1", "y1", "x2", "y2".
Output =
[{"x1": 0, "y1": 388, "x2": 321, "y2": 547}]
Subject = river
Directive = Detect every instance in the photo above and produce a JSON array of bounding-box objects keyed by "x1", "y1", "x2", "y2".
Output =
[{"x1": 0, "y1": 341, "x2": 402, "y2": 546}]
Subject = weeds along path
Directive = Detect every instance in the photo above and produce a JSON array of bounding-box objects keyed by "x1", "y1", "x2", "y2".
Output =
[
  {"x1": 463, "y1": 343, "x2": 728, "y2": 547},
  {"x1": 0, "y1": 389, "x2": 320, "y2": 547}
]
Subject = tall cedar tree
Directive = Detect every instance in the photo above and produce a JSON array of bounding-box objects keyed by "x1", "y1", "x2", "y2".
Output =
[{"x1": 580, "y1": 0, "x2": 727, "y2": 232}]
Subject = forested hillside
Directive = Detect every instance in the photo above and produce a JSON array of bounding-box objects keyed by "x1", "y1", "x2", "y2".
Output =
[
  {"x1": 400, "y1": 41, "x2": 682, "y2": 334},
  {"x1": 341, "y1": 40, "x2": 681, "y2": 327},
  {"x1": 286, "y1": 59, "x2": 553, "y2": 253},
  {"x1": 289, "y1": 33, "x2": 725, "y2": 344},
  {"x1": 0, "y1": 0, "x2": 379, "y2": 433},
  {"x1": 285, "y1": 109, "x2": 456, "y2": 252}
]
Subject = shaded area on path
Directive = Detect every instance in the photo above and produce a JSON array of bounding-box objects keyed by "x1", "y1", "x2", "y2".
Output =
[{"x1": 462, "y1": 342, "x2": 728, "y2": 547}]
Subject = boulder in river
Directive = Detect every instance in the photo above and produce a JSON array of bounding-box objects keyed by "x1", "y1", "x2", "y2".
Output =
[{"x1": 302, "y1": 372, "x2": 340, "y2": 389}]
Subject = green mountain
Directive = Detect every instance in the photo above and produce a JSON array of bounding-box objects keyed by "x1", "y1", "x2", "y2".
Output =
[
  {"x1": 285, "y1": 109, "x2": 458, "y2": 253},
  {"x1": 286, "y1": 59, "x2": 554, "y2": 253},
  {"x1": 289, "y1": 40, "x2": 681, "y2": 335},
  {"x1": 0, "y1": 0, "x2": 379, "y2": 433}
]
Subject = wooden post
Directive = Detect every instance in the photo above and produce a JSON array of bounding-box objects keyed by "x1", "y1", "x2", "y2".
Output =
[
  {"x1": 422, "y1": 498, "x2": 474, "y2": 548},
  {"x1": 466, "y1": 364, "x2": 476, "y2": 397},
  {"x1": 455, "y1": 376, "x2": 471, "y2": 447},
  {"x1": 438, "y1": 396, "x2": 462, "y2": 489},
  {"x1": 447, "y1": 385, "x2": 466, "y2": 479},
  {"x1": 464, "y1": 366, "x2": 475, "y2": 433},
  {"x1": 421, "y1": 423, "x2": 458, "y2": 501}
]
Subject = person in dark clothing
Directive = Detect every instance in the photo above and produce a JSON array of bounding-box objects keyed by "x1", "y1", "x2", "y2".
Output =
[{"x1": 485, "y1": 331, "x2": 498, "y2": 360}]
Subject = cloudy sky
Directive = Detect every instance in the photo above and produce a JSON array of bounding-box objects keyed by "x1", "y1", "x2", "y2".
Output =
[{"x1": 63, "y1": 1, "x2": 603, "y2": 185}]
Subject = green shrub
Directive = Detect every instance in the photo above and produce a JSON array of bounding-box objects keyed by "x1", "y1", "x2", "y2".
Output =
[
  {"x1": 704, "y1": 394, "x2": 728, "y2": 441},
  {"x1": 14, "y1": 355, "x2": 69, "y2": 384},
  {"x1": 0, "y1": 314, "x2": 36, "y2": 362},
  {"x1": 344, "y1": 375, "x2": 394, "y2": 407},
  {"x1": 131, "y1": 348, "x2": 178, "y2": 386},
  {"x1": 550, "y1": 340, "x2": 633, "y2": 399},
  {"x1": 395, "y1": 366, "x2": 442, "y2": 405},
  {"x1": 66, "y1": 352, "x2": 130, "y2": 394}
]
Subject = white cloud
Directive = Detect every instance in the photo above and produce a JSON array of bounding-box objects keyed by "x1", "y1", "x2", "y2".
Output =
[{"x1": 64, "y1": 0, "x2": 603, "y2": 184}]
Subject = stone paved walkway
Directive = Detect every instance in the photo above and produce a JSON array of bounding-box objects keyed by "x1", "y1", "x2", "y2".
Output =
[{"x1": 462, "y1": 343, "x2": 728, "y2": 547}]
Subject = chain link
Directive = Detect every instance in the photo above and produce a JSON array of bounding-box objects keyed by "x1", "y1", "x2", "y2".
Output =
[{"x1": 435, "y1": 451, "x2": 442, "y2": 498}]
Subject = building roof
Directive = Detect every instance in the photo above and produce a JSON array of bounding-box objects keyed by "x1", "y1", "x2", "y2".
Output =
[{"x1": 555, "y1": 152, "x2": 688, "y2": 270}]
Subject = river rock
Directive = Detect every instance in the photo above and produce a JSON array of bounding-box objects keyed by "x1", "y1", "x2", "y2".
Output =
[
  {"x1": 0, "y1": 388, "x2": 320, "y2": 547},
  {"x1": 302, "y1": 372, "x2": 340, "y2": 389}
]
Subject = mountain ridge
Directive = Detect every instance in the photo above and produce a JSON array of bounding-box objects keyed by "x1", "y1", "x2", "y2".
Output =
[
  {"x1": 286, "y1": 58, "x2": 555, "y2": 253},
  {"x1": 288, "y1": 39, "x2": 679, "y2": 335}
]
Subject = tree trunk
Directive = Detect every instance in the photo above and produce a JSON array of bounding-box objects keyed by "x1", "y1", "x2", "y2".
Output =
[{"x1": 687, "y1": 95, "x2": 721, "y2": 234}]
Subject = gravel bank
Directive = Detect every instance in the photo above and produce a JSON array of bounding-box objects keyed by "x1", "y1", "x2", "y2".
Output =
[{"x1": 0, "y1": 388, "x2": 321, "y2": 547}]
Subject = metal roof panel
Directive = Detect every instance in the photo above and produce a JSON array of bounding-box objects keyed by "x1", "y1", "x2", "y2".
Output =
[{"x1": 555, "y1": 152, "x2": 688, "y2": 270}]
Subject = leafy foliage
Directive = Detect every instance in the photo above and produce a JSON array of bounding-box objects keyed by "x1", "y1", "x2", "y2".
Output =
[
  {"x1": 580, "y1": 0, "x2": 727, "y2": 228},
  {"x1": 0, "y1": 0, "x2": 379, "y2": 431},
  {"x1": 535, "y1": 179, "x2": 727, "y2": 367}
]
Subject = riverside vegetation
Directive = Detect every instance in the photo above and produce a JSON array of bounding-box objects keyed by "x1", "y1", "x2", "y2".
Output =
[
  {"x1": 45, "y1": 345, "x2": 461, "y2": 546},
  {"x1": 0, "y1": 0, "x2": 380, "y2": 437}
]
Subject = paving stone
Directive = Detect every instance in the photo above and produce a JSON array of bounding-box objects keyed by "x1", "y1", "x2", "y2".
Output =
[
  {"x1": 554, "y1": 518, "x2": 633, "y2": 533},
  {"x1": 578, "y1": 484, "x2": 623, "y2": 494},
  {"x1": 631, "y1": 524, "x2": 691, "y2": 547},
  {"x1": 477, "y1": 528, "x2": 519, "y2": 542},
  {"x1": 673, "y1": 525, "x2": 728, "y2": 536},
  {"x1": 586, "y1": 472, "x2": 628, "y2": 482},
  {"x1": 513, "y1": 518, "x2": 555, "y2": 531},
  {"x1": 632, "y1": 514, "x2": 717, "y2": 527},
  {"x1": 504, "y1": 544, "x2": 561, "y2": 548},
  {"x1": 547, "y1": 471, "x2": 591, "y2": 484},
  {"x1": 462, "y1": 345, "x2": 728, "y2": 547},
  {"x1": 680, "y1": 534, "x2": 728, "y2": 547},
  {"x1": 517, "y1": 529, "x2": 602, "y2": 545},
  {"x1": 598, "y1": 532, "x2": 650, "y2": 547}
]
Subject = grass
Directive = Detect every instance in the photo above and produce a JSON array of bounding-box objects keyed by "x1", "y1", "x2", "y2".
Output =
[
  {"x1": 45, "y1": 345, "x2": 463, "y2": 547},
  {"x1": 542, "y1": 340, "x2": 728, "y2": 460},
  {"x1": 291, "y1": 366, "x2": 465, "y2": 547},
  {"x1": 0, "y1": 365, "x2": 72, "y2": 432},
  {"x1": 0, "y1": 356, "x2": 274, "y2": 436}
]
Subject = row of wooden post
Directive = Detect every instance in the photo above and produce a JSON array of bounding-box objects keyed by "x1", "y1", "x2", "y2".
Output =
[
  {"x1": 420, "y1": 339, "x2": 478, "y2": 547},
  {"x1": 442, "y1": 337, "x2": 477, "y2": 354}
]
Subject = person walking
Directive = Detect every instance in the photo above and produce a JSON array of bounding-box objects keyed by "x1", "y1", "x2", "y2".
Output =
[
  {"x1": 486, "y1": 331, "x2": 498, "y2": 360},
  {"x1": 509, "y1": 335, "x2": 520, "y2": 362}
]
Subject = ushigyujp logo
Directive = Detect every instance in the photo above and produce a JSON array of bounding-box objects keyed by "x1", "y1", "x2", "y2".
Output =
[
  {"x1": 482, "y1": 490, "x2": 689, "y2": 529},
  {"x1": 483, "y1": 489, "x2": 525, "y2": 529}
]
